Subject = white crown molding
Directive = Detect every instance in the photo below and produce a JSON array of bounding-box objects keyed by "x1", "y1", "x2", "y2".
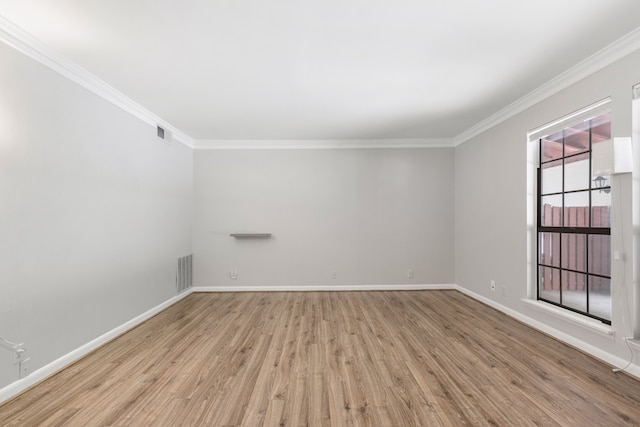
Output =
[
  {"x1": 0, "y1": 14, "x2": 194, "y2": 149},
  {"x1": 3, "y1": 9, "x2": 639, "y2": 151},
  {"x1": 194, "y1": 138, "x2": 454, "y2": 150},
  {"x1": 453, "y1": 26, "x2": 640, "y2": 147}
]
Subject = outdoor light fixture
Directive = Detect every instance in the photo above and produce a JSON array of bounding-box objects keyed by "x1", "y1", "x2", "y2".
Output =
[{"x1": 593, "y1": 175, "x2": 611, "y2": 193}]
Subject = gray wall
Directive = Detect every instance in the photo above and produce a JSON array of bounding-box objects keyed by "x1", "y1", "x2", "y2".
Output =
[
  {"x1": 455, "y1": 49, "x2": 640, "y2": 361},
  {"x1": 193, "y1": 148, "x2": 454, "y2": 287},
  {"x1": 0, "y1": 42, "x2": 193, "y2": 388},
  {"x1": 3, "y1": 13, "x2": 639, "y2": 394}
]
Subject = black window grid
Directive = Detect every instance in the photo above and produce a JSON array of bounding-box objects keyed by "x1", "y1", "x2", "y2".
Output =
[{"x1": 536, "y1": 116, "x2": 612, "y2": 324}]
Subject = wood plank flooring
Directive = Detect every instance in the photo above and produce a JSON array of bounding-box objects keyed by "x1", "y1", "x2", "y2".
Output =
[{"x1": 1, "y1": 291, "x2": 639, "y2": 426}]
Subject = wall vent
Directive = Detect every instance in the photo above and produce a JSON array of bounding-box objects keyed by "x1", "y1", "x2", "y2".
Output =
[
  {"x1": 157, "y1": 125, "x2": 171, "y2": 142},
  {"x1": 176, "y1": 254, "x2": 193, "y2": 293}
]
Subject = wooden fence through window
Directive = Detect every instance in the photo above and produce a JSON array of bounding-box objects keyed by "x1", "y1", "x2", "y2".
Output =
[{"x1": 540, "y1": 204, "x2": 610, "y2": 292}]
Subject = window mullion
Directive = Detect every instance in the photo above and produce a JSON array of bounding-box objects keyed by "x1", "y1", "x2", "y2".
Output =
[
  {"x1": 560, "y1": 130, "x2": 565, "y2": 306},
  {"x1": 586, "y1": 119, "x2": 593, "y2": 315}
]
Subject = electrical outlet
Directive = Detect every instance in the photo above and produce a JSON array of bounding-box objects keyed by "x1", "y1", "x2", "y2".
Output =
[
  {"x1": 490, "y1": 280, "x2": 496, "y2": 291},
  {"x1": 229, "y1": 270, "x2": 238, "y2": 280},
  {"x1": 502, "y1": 286, "x2": 506, "y2": 297},
  {"x1": 20, "y1": 357, "x2": 30, "y2": 378},
  {"x1": 407, "y1": 269, "x2": 414, "y2": 279},
  {"x1": 331, "y1": 271, "x2": 337, "y2": 280}
]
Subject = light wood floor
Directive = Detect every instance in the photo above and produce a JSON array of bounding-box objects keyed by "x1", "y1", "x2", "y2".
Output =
[{"x1": 1, "y1": 291, "x2": 639, "y2": 426}]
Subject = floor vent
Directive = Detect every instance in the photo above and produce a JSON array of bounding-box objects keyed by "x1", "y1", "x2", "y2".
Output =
[{"x1": 176, "y1": 254, "x2": 193, "y2": 293}]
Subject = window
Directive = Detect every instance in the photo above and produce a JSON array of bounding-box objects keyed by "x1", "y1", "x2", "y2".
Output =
[{"x1": 537, "y1": 112, "x2": 611, "y2": 324}]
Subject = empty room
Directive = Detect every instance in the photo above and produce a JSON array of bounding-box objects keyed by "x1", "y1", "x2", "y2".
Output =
[{"x1": 2, "y1": 1, "x2": 640, "y2": 425}]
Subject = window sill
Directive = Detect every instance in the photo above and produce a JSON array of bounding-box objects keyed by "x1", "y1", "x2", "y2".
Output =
[
  {"x1": 628, "y1": 339, "x2": 640, "y2": 351},
  {"x1": 521, "y1": 299, "x2": 615, "y2": 337}
]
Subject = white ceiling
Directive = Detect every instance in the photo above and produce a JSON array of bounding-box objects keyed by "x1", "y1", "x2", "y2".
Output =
[{"x1": 1, "y1": 0, "x2": 640, "y2": 142}]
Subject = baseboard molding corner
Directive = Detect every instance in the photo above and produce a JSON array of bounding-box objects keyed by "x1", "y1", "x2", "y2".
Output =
[
  {"x1": 192, "y1": 284, "x2": 457, "y2": 292},
  {"x1": 3, "y1": 285, "x2": 635, "y2": 407},
  {"x1": 453, "y1": 285, "x2": 640, "y2": 380},
  {"x1": 0, "y1": 289, "x2": 193, "y2": 406}
]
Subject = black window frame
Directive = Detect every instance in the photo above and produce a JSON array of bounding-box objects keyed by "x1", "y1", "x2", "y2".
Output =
[{"x1": 536, "y1": 114, "x2": 612, "y2": 325}]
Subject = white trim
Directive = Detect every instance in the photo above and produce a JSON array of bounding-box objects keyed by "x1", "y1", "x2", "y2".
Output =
[
  {"x1": 163, "y1": 285, "x2": 640, "y2": 378},
  {"x1": 193, "y1": 139, "x2": 454, "y2": 150},
  {"x1": 527, "y1": 98, "x2": 612, "y2": 142},
  {"x1": 1, "y1": 285, "x2": 638, "y2": 405},
  {"x1": 0, "y1": 14, "x2": 194, "y2": 149},
  {"x1": 193, "y1": 284, "x2": 456, "y2": 292},
  {"x1": 520, "y1": 299, "x2": 615, "y2": 337},
  {"x1": 0, "y1": 289, "x2": 193, "y2": 406},
  {"x1": 4, "y1": 7, "x2": 639, "y2": 151},
  {"x1": 2, "y1": 12, "x2": 639, "y2": 150},
  {"x1": 633, "y1": 83, "x2": 640, "y2": 100},
  {"x1": 454, "y1": 26, "x2": 640, "y2": 146},
  {"x1": 455, "y1": 286, "x2": 639, "y2": 379}
]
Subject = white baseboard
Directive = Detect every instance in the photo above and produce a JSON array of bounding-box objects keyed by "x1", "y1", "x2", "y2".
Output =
[
  {"x1": 190, "y1": 283, "x2": 640, "y2": 380},
  {"x1": 192, "y1": 284, "x2": 456, "y2": 292},
  {"x1": 0, "y1": 289, "x2": 194, "y2": 406},
  {"x1": 2, "y1": 284, "x2": 637, "y2": 407},
  {"x1": 454, "y1": 286, "x2": 640, "y2": 380}
]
